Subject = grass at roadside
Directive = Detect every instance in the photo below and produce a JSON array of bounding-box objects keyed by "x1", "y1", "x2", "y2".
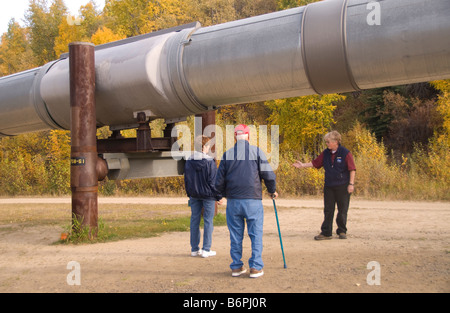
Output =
[{"x1": 0, "y1": 203, "x2": 227, "y2": 244}]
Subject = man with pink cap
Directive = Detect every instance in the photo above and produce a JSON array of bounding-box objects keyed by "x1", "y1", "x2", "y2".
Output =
[{"x1": 216, "y1": 124, "x2": 278, "y2": 278}]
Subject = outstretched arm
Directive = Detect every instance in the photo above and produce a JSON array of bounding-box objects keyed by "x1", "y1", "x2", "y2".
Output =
[{"x1": 292, "y1": 161, "x2": 313, "y2": 169}]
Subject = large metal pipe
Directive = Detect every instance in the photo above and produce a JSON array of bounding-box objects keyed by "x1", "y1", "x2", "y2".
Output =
[{"x1": 0, "y1": 0, "x2": 449, "y2": 137}]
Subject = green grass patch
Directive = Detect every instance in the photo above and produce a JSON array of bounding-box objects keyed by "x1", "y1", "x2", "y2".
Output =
[
  {"x1": 61, "y1": 213, "x2": 227, "y2": 244},
  {"x1": 0, "y1": 202, "x2": 227, "y2": 244},
  {"x1": 88, "y1": 213, "x2": 227, "y2": 243}
]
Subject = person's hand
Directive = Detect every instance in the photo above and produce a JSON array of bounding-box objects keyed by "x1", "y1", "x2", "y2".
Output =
[
  {"x1": 270, "y1": 191, "x2": 278, "y2": 199},
  {"x1": 217, "y1": 199, "x2": 224, "y2": 205},
  {"x1": 292, "y1": 160, "x2": 304, "y2": 169},
  {"x1": 347, "y1": 184, "x2": 354, "y2": 194}
]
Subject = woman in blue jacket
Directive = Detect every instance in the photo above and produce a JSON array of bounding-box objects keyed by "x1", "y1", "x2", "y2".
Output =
[{"x1": 184, "y1": 135, "x2": 222, "y2": 258}]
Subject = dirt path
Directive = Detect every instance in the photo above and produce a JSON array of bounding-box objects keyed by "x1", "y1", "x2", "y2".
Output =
[{"x1": 0, "y1": 197, "x2": 448, "y2": 293}]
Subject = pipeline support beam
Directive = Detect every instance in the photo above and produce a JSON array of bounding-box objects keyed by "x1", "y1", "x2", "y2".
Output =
[{"x1": 69, "y1": 42, "x2": 98, "y2": 238}]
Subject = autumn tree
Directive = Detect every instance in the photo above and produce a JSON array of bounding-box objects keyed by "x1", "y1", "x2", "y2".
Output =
[
  {"x1": 431, "y1": 80, "x2": 450, "y2": 136},
  {"x1": 266, "y1": 94, "x2": 344, "y2": 155},
  {"x1": 54, "y1": 1, "x2": 121, "y2": 54},
  {"x1": 91, "y1": 26, "x2": 125, "y2": 45},
  {"x1": 354, "y1": 84, "x2": 441, "y2": 155},
  {"x1": 0, "y1": 20, "x2": 35, "y2": 76},
  {"x1": 382, "y1": 91, "x2": 442, "y2": 155},
  {"x1": 143, "y1": 0, "x2": 194, "y2": 32},
  {"x1": 427, "y1": 80, "x2": 450, "y2": 184},
  {"x1": 53, "y1": 15, "x2": 86, "y2": 56},
  {"x1": 277, "y1": 0, "x2": 318, "y2": 10},
  {"x1": 192, "y1": 0, "x2": 237, "y2": 25},
  {"x1": 45, "y1": 129, "x2": 71, "y2": 194},
  {"x1": 104, "y1": 0, "x2": 151, "y2": 37},
  {"x1": 80, "y1": 1, "x2": 105, "y2": 38},
  {"x1": 234, "y1": 0, "x2": 277, "y2": 18},
  {"x1": 25, "y1": 0, "x2": 67, "y2": 65},
  {"x1": 0, "y1": 132, "x2": 49, "y2": 195}
]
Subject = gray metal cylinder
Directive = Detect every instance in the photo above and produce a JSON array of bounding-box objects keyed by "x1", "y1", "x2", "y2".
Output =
[
  {"x1": 39, "y1": 26, "x2": 203, "y2": 131},
  {"x1": 346, "y1": 0, "x2": 450, "y2": 90},
  {"x1": 185, "y1": 0, "x2": 450, "y2": 99},
  {"x1": 0, "y1": 0, "x2": 449, "y2": 137},
  {"x1": 183, "y1": 7, "x2": 313, "y2": 106},
  {"x1": 0, "y1": 65, "x2": 59, "y2": 136}
]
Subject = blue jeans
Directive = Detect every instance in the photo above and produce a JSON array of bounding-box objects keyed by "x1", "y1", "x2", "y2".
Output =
[
  {"x1": 226, "y1": 199, "x2": 264, "y2": 270},
  {"x1": 190, "y1": 198, "x2": 215, "y2": 252}
]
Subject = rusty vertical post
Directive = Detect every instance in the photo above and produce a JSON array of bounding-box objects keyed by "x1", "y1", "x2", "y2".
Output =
[
  {"x1": 195, "y1": 111, "x2": 216, "y2": 150},
  {"x1": 69, "y1": 42, "x2": 98, "y2": 238},
  {"x1": 197, "y1": 111, "x2": 216, "y2": 132},
  {"x1": 136, "y1": 112, "x2": 153, "y2": 152}
]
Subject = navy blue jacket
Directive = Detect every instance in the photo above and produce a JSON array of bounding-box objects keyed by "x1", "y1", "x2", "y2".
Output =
[
  {"x1": 184, "y1": 152, "x2": 221, "y2": 201},
  {"x1": 323, "y1": 145, "x2": 350, "y2": 187},
  {"x1": 215, "y1": 140, "x2": 276, "y2": 199}
]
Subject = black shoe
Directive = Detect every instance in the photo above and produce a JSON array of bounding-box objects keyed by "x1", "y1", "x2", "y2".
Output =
[{"x1": 314, "y1": 234, "x2": 332, "y2": 240}]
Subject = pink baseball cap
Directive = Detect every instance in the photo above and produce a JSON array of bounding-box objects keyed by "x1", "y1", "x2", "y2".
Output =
[{"x1": 234, "y1": 124, "x2": 250, "y2": 136}]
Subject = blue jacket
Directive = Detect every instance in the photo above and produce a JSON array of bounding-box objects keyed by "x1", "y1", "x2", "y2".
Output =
[
  {"x1": 215, "y1": 140, "x2": 276, "y2": 199},
  {"x1": 184, "y1": 152, "x2": 222, "y2": 201}
]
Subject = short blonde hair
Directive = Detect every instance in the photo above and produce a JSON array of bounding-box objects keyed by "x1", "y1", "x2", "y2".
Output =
[{"x1": 324, "y1": 131, "x2": 341, "y2": 143}]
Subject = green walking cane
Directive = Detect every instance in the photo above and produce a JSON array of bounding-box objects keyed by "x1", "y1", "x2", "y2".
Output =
[{"x1": 272, "y1": 197, "x2": 287, "y2": 268}]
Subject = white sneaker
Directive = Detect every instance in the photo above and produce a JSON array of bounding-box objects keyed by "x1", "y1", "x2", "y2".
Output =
[
  {"x1": 231, "y1": 267, "x2": 247, "y2": 277},
  {"x1": 201, "y1": 250, "x2": 216, "y2": 258},
  {"x1": 249, "y1": 268, "x2": 264, "y2": 278},
  {"x1": 191, "y1": 249, "x2": 202, "y2": 257}
]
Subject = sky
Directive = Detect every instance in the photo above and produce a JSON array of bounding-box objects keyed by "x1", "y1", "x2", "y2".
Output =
[{"x1": 0, "y1": 0, "x2": 106, "y2": 36}]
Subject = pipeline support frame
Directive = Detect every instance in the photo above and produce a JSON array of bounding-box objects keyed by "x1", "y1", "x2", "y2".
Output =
[{"x1": 69, "y1": 42, "x2": 98, "y2": 238}]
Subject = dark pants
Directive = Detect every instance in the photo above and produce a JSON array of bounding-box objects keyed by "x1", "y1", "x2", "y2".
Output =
[{"x1": 321, "y1": 184, "x2": 350, "y2": 236}]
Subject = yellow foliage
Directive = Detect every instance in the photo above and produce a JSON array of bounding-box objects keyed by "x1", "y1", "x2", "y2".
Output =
[
  {"x1": 427, "y1": 134, "x2": 450, "y2": 184},
  {"x1": 104, "y1": 0, "x2": 152, "y2": 37},
  {"x1": 91, "y1": 26, "x2": 126, "y2": 45},
  {"x1": 144, "y1": 0, "x2": 193, "y2": 32},
  {"x1": 347, "y1": 122, "x2": 387, "y2": 163},
  {"x1": 54, "y1": 18, "x2": 86, "y2": 56},
  {"x1": 342, "y1": 122, "x2": 392, "y2": 197},
  {"x1": 274, "y1": 151, "x2": 324, "y2": 196},
  {"x1": 431, "y1": 79, "x2": 450, "y2": 135},
  {"x1": 54, "y1": 17, "x2": 87, "y2": 56},
  {"x1": 266, "y1": 94, "x2": 344, "y2": 154},
  {"x1": 428, "y1": 80, "x2": 450, "y2": 185},
  {"x1": 0, "y1": 21, "x2": 35, "y2": 75}
]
